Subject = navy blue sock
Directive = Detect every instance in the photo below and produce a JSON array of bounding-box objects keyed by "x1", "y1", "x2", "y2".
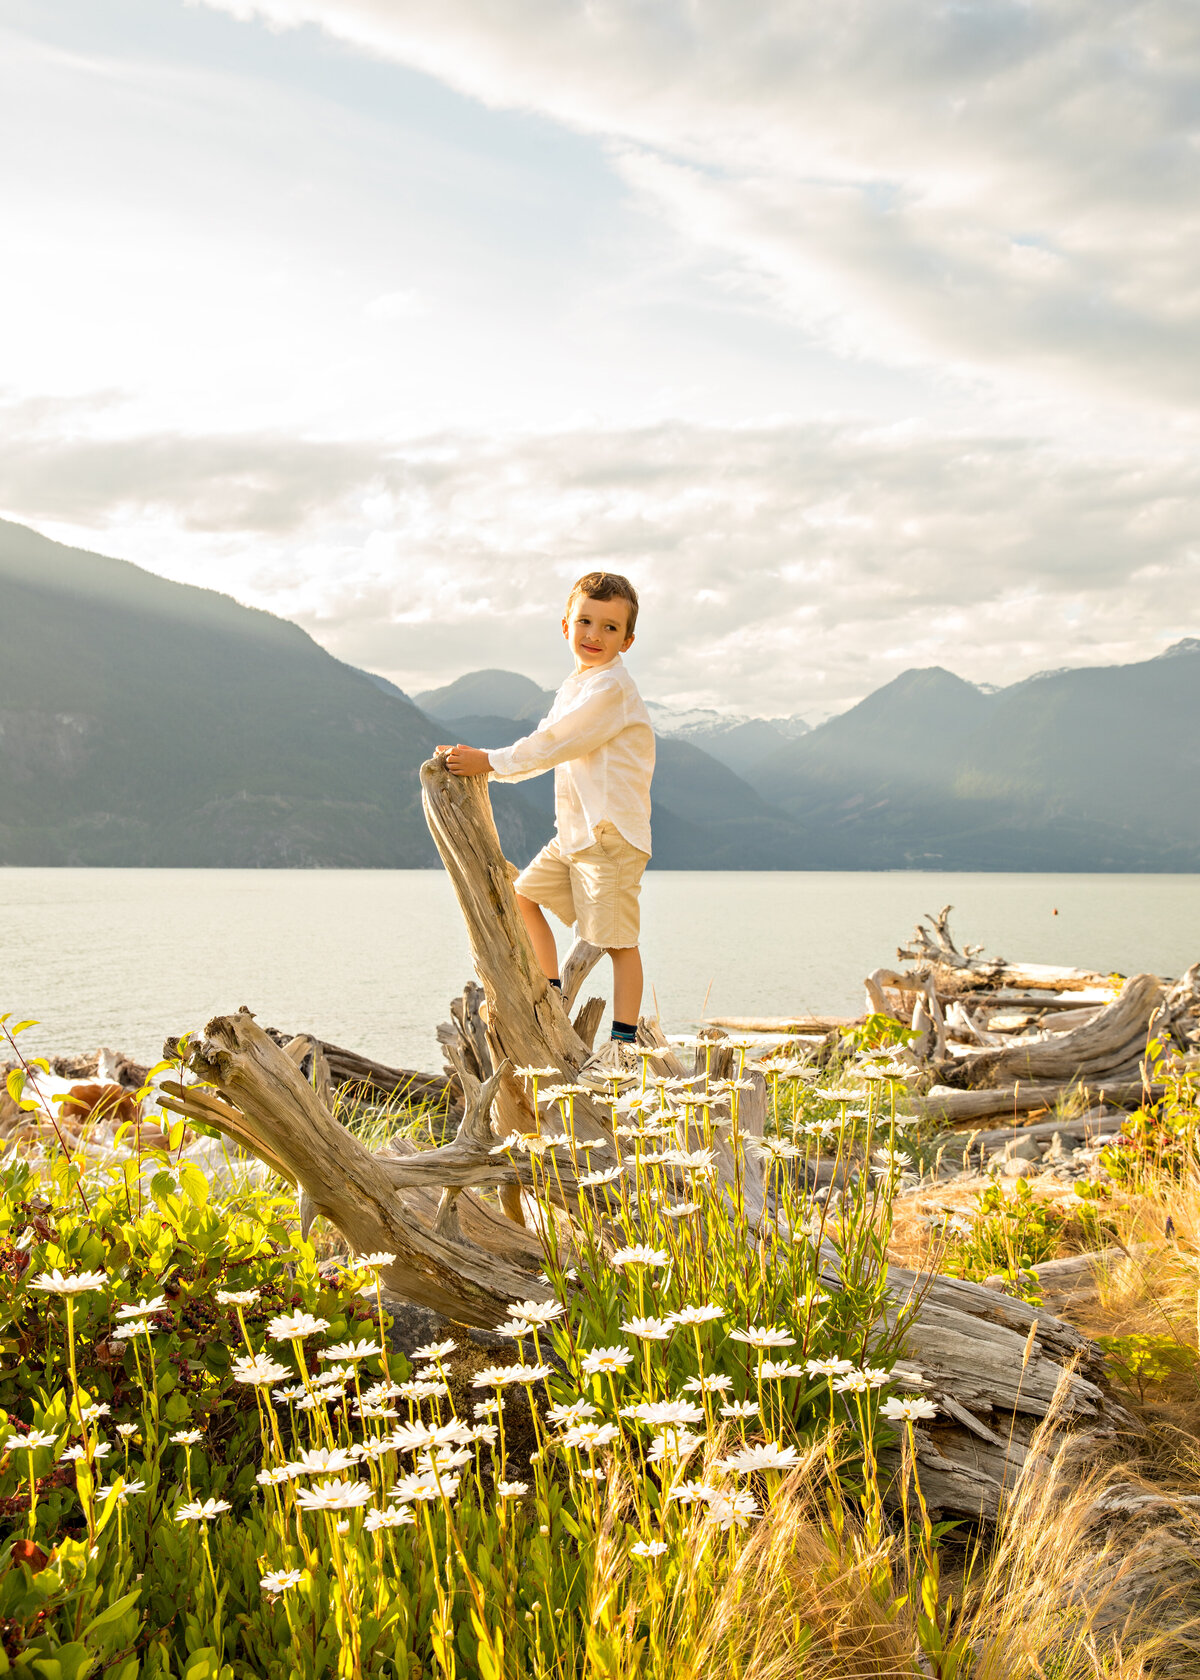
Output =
[
  {"x1": 611, "y1": 1019, "x2": 638, "y2": 1043},
  {"x1": 548, "y1": 977, "x2": 562, "y2": 991}
]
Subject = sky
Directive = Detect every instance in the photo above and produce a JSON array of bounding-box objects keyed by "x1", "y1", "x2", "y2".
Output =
[{"x1": 2, "y1": 0, "x2": 1198, "y2": 718}]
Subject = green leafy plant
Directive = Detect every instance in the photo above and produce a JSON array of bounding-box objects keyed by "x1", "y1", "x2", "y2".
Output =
[
  {"x1": 1095, "y1": 1332, "x2": 1198, "y2": 1403},
  {"x1": 938, "y1": 1178, "x2": 1069, "y2": 1301}
]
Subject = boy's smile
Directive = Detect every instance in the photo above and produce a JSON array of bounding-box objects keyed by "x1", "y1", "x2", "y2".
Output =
[{"x1": 563, "y1": 594, "x2": 635, "y2": 672}]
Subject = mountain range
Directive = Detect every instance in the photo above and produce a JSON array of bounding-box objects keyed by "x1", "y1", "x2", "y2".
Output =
[{"x1": 1, "y1": 517, "x2": 1196, "y2": 870}]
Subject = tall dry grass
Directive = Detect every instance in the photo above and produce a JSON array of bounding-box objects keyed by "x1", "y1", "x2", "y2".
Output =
[{"x1": 563, "y1": 1410, "x2": 1198, "y2": 1680}]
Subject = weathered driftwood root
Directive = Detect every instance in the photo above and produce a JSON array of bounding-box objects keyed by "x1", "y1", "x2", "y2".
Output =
[
  {"x1": 166, "y1": 1007, "x2": 1135, "y2": 1516},
  {"x1": 161, "y1": 1009, "x2": 549, "y2": 1326},
  {"x1": 935, "y1": 973, "x2": 1165, "y2": 1091}
]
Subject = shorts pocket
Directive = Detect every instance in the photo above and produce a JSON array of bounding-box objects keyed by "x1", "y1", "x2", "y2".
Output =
[{"x1": 592, "y1": 821, "x2": 621, "y2": 856}]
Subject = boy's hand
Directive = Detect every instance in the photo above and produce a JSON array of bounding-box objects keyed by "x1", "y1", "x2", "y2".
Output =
[{"x1": 438, "y1": 744, "x2": 492, "y2": 777}]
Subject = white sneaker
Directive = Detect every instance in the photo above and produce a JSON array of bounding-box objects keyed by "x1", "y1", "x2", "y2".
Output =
[{"x1": 577, "y1": 1038, "x2": 641, "y2": 1088}]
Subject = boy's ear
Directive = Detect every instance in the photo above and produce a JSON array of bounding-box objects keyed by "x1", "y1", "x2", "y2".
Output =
[
  {"x1": 561, "y1": 614, "x2": 570, "y2": 640},
  {"x1": 621, "y1": 631, "x2": 635, "y2": 652}
]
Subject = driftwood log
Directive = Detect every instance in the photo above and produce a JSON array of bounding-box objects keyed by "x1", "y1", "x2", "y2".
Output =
[
  {"x1": 706, "y1": 1014, "x2": 858, "y2": 1034},
  {"x1": 315, "y1": 1040, "x2": 458, "y2": 1112},
  {"x1": 907, "y1": 1077, "x2": 1163, "y2": 1128}
]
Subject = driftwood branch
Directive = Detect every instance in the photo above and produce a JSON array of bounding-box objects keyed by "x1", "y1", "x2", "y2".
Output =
[
  {"x1": 162, "y1": 1010, "x2": 548, "y2": 1325},
  {"x1": 561, "y1": 937, "x2": 604, "y2": 1012}
]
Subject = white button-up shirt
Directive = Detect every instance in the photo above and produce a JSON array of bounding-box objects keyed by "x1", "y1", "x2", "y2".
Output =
[{"x1": 486, "y1": 656, "x2": 654, "y2": 856}]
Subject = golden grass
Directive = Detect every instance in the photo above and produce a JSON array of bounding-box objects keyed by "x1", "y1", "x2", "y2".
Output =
[{"x1": 564, "y1": 1414, "x2": 1199, "y2": 1680}]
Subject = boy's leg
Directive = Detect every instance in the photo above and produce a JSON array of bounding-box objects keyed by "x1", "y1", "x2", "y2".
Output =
[
  {"x1": 517, "y1": 893, "x2": 560, "y2": 981},
  {"x1": 607, "y1": 945, "x2": 643, "y2": 1028}
]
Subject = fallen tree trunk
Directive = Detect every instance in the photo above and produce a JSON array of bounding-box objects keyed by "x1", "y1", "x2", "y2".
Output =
[{"x1": 905, "y1": 1077, "x2": 1161, "y2": 1127}]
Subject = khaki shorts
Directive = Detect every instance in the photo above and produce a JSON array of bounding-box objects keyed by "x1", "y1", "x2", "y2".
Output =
[{"x1": 515, "y1": 821, "x2": 649, "y2": 949}]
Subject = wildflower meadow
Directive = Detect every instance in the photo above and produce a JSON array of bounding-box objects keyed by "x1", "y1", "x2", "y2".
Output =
[{"x1": 0, "y1": 1017, "x2": 1194, "y2": 1678}]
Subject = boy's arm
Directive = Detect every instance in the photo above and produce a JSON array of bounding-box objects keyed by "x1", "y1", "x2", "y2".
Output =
[{"x1": 487, "y1": 679, "x2": 625, "y2": 783}]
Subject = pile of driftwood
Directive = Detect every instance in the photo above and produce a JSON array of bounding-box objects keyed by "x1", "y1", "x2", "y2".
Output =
[
  {"x1": 148, "y1": 754, "x2": 1181, "y2": 1557},
  {"x1": 716, "y1": 904, "x2": 1200, "y2": 1128}
]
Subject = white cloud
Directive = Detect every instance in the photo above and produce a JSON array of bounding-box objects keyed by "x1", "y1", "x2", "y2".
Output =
[
  {"x1": 196, "y1": 0, "x2": 1200, "y2": 412},
  {"x1": 364, "y1": 288, "x2": 429, "y2": 321},
  {"x1": 5, "y1": 405, "x2": 1197, "y2": 715}
]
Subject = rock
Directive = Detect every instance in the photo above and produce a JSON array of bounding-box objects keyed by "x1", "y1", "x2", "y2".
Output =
[
  {"x1": 1002, "y1": 1156, "x2": 1042, "y2": 1179},
  {"x1": 384, "y1": 1299, "x2": 511, "y2": 1360}
]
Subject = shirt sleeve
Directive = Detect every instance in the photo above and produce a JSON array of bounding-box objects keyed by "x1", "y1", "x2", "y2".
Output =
[{"x1": 488, "y1": 679, "x2": 625, "y2": 782}]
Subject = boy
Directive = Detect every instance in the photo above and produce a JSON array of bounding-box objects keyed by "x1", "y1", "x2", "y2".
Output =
[{"x1": 441, "y1": 571, "x2": 653, "y2": 1070}]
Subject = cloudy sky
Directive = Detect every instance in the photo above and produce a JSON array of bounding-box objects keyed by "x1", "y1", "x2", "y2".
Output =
[{"x1": 2, "y1": 0, "x2": 1198, "y2": 717}]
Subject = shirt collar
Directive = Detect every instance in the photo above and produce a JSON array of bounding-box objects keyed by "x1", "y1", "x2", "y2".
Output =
[{"x1": 565, "y1": 653, "x2": 623, "y2": 686}]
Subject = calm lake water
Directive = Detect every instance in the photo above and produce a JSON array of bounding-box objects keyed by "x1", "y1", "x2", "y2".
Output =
[{"x1": 2, "y1": 869, "x2": 1197, "y2": 1072}]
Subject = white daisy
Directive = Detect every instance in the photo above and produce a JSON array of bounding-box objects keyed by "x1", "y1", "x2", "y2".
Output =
[
  {"x1": 294, "y1": 1477, "x2": 374, "y2": 1511},
  {"x1": 667, "y1": 1304, "x2": 724, "y2": 1327},
  {"x1": 260, "y1": 1568, "x2": 304, "y2": 1592},
  {"x1": 580, "y1": 1346, "x2": 634, "y2": 1376},
  {"x1": 881, "y1": 1395, "x2": 938, "y2": 1422},
  {"x1": 728, "y1": 1326, "x2": 796, "y2": 1350},
  {"x1": 621, "y1": 1315, "x2": 672, "y2": 1341},
  {"x1": 717, "y1": 1441, "x2": 799, "y2": 1473},
  {"x1": 267, "y1": 1312, "x2": 329, "y2": 1342},
  {"x1": 176, "y1": 1497, "x2": 231, "y2": 1522},
  {"x1": 610, "y1": 1245, "x2": 670, "y2": 1269}
]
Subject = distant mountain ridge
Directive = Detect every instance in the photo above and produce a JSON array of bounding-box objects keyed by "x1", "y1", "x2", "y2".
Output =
[
  {"x1": 1, "y1": 517, "x2": 1195, "y2": 870},
  {"x1": 745, "y1": 647, "x2": 1200, "y2": 868}
]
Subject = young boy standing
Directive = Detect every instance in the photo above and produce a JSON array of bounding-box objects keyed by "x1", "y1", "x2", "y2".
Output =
[{"x1": 441, "y1": 571, "x2": 653, "y2": 1067}]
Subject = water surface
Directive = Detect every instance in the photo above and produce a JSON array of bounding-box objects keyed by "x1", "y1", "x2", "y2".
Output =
[{"x1": 2, "y1": 869, "x2": 1196, "y2": 1071}]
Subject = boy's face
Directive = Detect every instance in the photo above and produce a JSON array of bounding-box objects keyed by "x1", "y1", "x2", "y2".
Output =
[{"x1": 562, "y1": 594, "x2": 634, "y2": 670}]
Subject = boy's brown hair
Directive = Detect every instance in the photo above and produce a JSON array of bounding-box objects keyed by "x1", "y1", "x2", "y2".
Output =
[{"x1": 566, "y1": 571, "x2": 639, "y2": 636}]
